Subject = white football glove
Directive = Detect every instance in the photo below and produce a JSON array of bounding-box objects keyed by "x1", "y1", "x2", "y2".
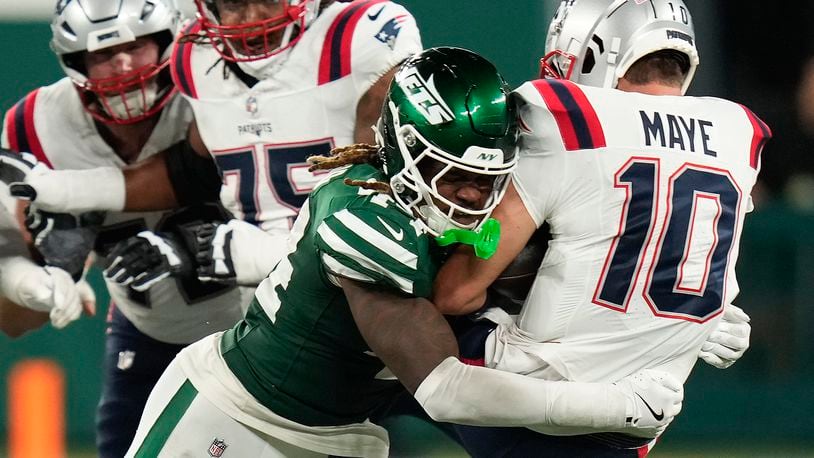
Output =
[
  {"x1": 0, "y1": 256, "x2": 83, "y2": 329},
  {"x1": 195, "y1": 219, "x2": 288, "y2": 286},
  {"x1": 614, "y1": 369, "x2": 684, "y2": 438},
  {"x1": 699, "y1": 304, "x2": 751, "y2": 369},
  {"x1": 0, "y1": 149, "x2": 125, "y2": 213}
]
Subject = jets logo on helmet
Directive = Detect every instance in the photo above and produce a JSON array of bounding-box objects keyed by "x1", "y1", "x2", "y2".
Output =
[
  {"x1": 397, "y1": 69, "x2": 455, "y2": 126},
  {"x1": 378, "y1": 47, "x2": 518, "y2": 236}
]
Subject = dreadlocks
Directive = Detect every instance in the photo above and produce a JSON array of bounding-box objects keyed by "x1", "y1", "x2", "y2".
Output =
[{"x1": 307, "y1": 143, "x2": 392, "y2": 193}]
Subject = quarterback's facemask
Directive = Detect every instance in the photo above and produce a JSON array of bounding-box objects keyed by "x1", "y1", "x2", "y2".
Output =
[
  {"x1": 541, "y1": 0, "x2": 699, "y2": 94},
  {"x1": 51, "y1": 0, "x2": 180, "y2": 125},
  {"x1": 379, "y1": 47, "x2": 518, "y2": 237},
  {"x1": 196, "y1": 0, "x2": 319, "y2": 63}
]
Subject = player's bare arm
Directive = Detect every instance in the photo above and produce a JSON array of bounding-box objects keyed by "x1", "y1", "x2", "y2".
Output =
[
  {"x1": 0, "y1": 297, "x2": 48, "y2": 338},
  {"x1": 433, "y1": 181, "x2": 537, "y2": 315},
  {"x1": 121, "y1": 119, "x2": 211, "y2": 211},
  {"x1": 341, "y1": 277, "x2": 458, "y2": 394}
]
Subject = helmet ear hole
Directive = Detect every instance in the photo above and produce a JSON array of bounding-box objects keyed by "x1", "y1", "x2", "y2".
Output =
[{"x1": 581, "y1": 47, "x2": 596, "y2": 74}]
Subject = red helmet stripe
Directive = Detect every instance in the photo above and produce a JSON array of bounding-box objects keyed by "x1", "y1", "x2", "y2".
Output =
[{"x1": 318, "y1": 0, "x2": 388, "y2": 85}]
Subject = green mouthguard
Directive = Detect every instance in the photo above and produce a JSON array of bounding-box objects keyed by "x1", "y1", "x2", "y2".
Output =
[{"x1": 435, "y1": 218, "x2": 501, "y2": 259}]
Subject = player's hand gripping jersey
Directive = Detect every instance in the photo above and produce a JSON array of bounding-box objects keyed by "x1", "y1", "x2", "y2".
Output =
[
  {"x1": 171, "y1": 0, "x2": 421, "y2": 234},
  {"x1": 494, "y1": 79, "x2": 770, "y2": 384},
  {"x1": 0, "y1": 80, "x2": 244, "y2": 344},
  {"x1": 175, "y1": 163, "x2": 440, "y2": 456}
]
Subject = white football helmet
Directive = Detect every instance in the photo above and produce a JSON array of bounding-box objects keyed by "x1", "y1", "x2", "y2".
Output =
[
  {"x1": 51, "y1": 0, "x2": 181, "y2": 124},
  {"x1": 541, "y1": 0, "x2": 699, "y2": 94}
]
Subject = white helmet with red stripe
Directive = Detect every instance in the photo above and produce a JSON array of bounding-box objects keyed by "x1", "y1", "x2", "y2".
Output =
[
  {"x1": 50, "y1": 0, "x2": 181, "y2": 124},
  {"x1": 194, "y1": 0, "x2": 320, "y2": 76},
  {"x1": 541, "y1": 0, "x2": 699, "y2": 94}
]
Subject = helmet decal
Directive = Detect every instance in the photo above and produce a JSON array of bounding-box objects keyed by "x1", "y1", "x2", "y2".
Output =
[{"x1": 397, "y1": 69, "x2": 455, "y2": 126}]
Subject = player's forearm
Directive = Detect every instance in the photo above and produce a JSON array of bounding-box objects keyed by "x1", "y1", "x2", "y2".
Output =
[
  {"x1": 432, "y1": 248, "x2": 488, "y2": 315},
  {"x1": 122, "y1": 153, "x2": 178, "y2": 211},
  {"x1": 343, "y1": 278, "x2": 459, "y2": 394},
  {"x1": 0, "y1": 296, "x2": 48, "y2": 338},
  {"x1": 414, "y1": 357, "x2": 631, "y2": 433}
]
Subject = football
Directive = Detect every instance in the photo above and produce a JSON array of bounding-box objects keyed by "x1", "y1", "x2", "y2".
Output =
[{"x1": 488, "y1": 224, "x2": 551, "y2": 313}]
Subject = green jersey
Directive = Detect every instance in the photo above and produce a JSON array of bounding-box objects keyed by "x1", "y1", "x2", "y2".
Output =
[{"x1": 220, "y1": 164, "x2": 442, "y2": 427}]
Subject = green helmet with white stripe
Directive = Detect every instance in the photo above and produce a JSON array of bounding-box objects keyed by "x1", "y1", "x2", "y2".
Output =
[{"x1": 377, "y1": 47, "x2": 518, "y2": 236}]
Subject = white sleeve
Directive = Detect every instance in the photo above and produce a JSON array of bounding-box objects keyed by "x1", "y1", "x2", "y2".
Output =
[
  {"x1": 510, "y1": 86, "x2": 568, "y2": 227},
  {"x1": 226, "y1": 219, "x2": 289, "y2": 286},
  {"x1": 414, "y1": 357, "x2": 630, "y2": 434},
  {"x1": 350, "y1": 1, "x2": 423, "y2": 94}
]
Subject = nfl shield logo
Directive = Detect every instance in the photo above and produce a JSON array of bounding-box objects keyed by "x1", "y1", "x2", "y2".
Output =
[
  {"x1": 208, "y1": 438, "x2": 227, "y2": 457},
  {"x1": 116, "y1": 351, "x2": 136, "y2": 371},
  {"x1": 246, "y1": 96, "x2": 258, "y2": 116}
]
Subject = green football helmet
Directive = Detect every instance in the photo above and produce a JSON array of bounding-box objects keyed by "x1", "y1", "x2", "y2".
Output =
[{"x1": 377, "y1": 47, "x2": 518, "y2": 236}]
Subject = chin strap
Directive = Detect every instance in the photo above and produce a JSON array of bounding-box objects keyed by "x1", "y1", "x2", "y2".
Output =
[{"x1": 435, "y1": 218, "x2": 501, "y2": 260}]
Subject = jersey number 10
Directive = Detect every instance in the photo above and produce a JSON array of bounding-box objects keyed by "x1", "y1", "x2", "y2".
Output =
[{"x1": 592, "y1": 157, "x2": 741, "y2": 322}]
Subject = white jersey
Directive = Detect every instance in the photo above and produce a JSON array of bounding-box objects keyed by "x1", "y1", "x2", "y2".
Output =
[
  {"x1": 0, "y1": 78, "x2": 245, "y2": 344},
  {"x1": 488, "y1": 79, "x2": 770, "y2": 384},
  {"x1": 170, "y1": 0, "x2": 421, "y2": 235}
]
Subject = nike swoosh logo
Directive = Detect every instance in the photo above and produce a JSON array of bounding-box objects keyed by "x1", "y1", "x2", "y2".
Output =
[
  {"x1": 635, "y1": 393, "x2": 665, "y2": 421},
  {"x1": 368, "y1": 5, "x2": 385, "y2": 21},
  {"x1": 377, "y1": 216, "x2": 404, "y2": 241}
]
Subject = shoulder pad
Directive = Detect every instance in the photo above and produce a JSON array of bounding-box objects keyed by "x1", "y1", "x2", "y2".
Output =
[
  {"x1": 516, "y1": 79, "x2": 606, "y2": 152},
  {"x1": 170, "y1": 20, "x2": 204, "y2": 99},
  {"x1": 737, "y1": 104, "x2": 772, "y2": 170},
  {"x1": 318, "y1": 0, "x2": 421, "y2": 86},
  {"x1": 3, "y1": 88, "x2": 51, "y2": 167},
  {"x1": 315, "y1": 202, "x2": 430, "y2": 296}
]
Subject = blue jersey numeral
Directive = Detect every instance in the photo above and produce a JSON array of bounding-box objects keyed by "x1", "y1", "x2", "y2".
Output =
[
  {"x1": 213, "y1": 141, "x2": 333, "y2": 224},
  {"x1": 593, "y1": 159, "x2": 741, "y2": 322}
]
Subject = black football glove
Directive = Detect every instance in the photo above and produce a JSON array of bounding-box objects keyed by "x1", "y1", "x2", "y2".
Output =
[{"x1": 103, "y1": 231, "x2": 192, "y2": 292}]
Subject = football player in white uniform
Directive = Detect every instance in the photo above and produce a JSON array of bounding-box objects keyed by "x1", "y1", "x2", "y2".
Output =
[
  {"x1": 434, "y1": 1, "x2": 763, "y2": 456},
  {"x1": 0, "y1": 2, "x2": 246, "y2": 456},
  {"x1": 4, "y1": 0, "x2": 424, "y2": 290}
]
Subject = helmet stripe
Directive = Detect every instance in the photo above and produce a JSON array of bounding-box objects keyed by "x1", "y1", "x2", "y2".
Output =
[
  {"x1": 532, "y1": 79, "x2": 605, "y2": 151},
  {"x1": 318, "y1": 0, "x2": 388, "y2": 85},
  {"x1": 739, "y1": 104, "x2": 772, "y2": 170}
]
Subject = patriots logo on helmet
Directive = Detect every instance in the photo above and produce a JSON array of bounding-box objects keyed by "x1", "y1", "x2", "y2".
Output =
[
  {"x1": 375, "y1": 15, "x2": 409, "y2": 50},
  {"x1": 208, "y1": 438, "x2": 227, "y2": 457}
]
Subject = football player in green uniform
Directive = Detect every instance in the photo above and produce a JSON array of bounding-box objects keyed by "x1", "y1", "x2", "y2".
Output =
[{"x1": 126, "y1": 47, "x2": 683, "y2": 458}]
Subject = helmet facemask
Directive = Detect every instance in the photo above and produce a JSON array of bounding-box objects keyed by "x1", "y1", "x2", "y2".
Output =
[
  {"x1": 385, "y1": 102, "x2": 515, "y2": 237},
  {"x1": 75, "y1": 49, "x2": 174, "y2": 125},
  {"x1": 195, "y1": 0, "x2": 318, "y2": 63}
]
